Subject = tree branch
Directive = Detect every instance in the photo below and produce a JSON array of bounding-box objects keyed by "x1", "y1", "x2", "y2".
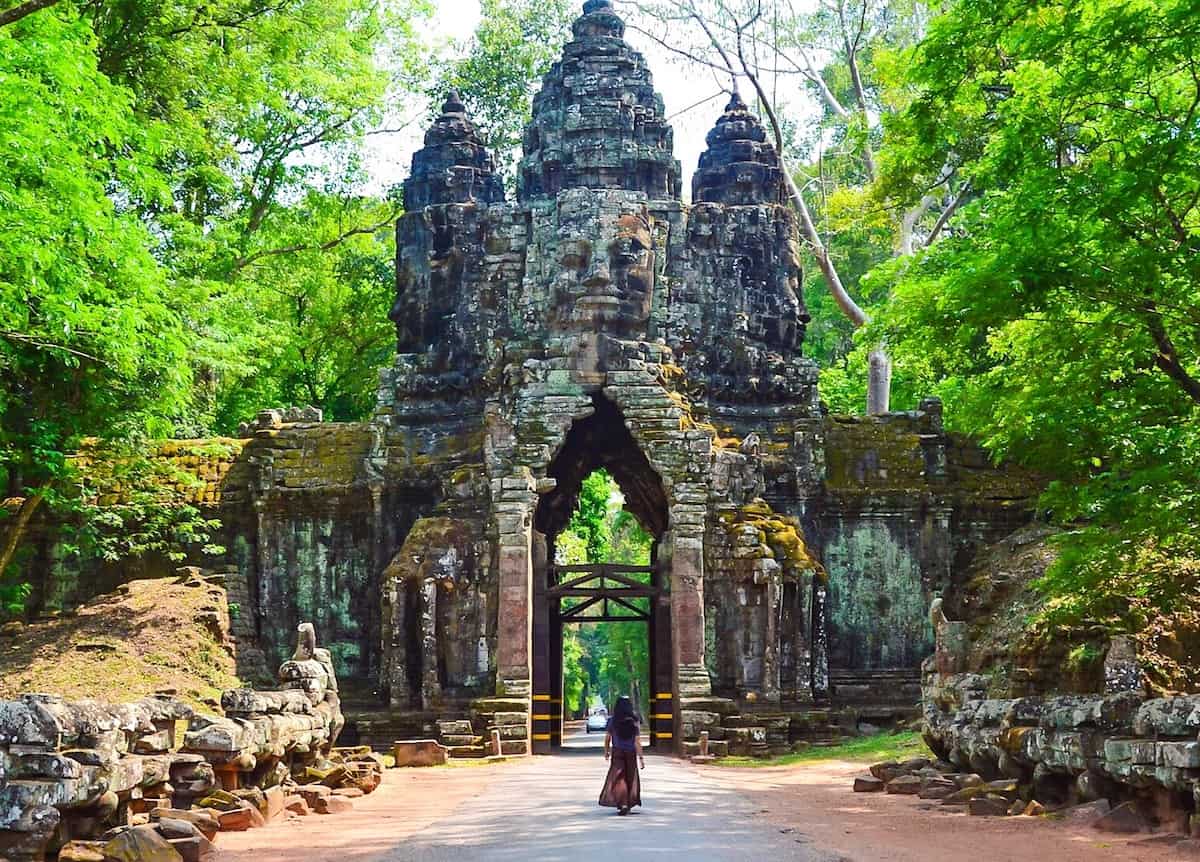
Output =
[
  {"x1": 1143, "y1": 299, "x2": 1200, "y2": 405},
  {"x1": 231, "y1": 213, "x2": 397, "y2": 272},
  {"x1": 925, "y1": 180, "x2": 972, "y2": 246},
  {"x1": 730, "y1": 9, "x2": 869, "y2": 327},
  {"x1": 0, "y1": 484, "x2": 48, "y2": 585},
  {"x1": 0, "y1": 0, "x2": 59, "y2": 27}
]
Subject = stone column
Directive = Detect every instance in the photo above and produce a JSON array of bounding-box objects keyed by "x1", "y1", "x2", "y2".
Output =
[
  {"x1": 530, "y1": 530, "x2": 551, "y2": 753},
  {"x1": 419, "y1": 577, "x2": 440, "y2": 708},
  {"x1": 495, "y1": 481, "x2": 535, "y2": 697},
  {"x1": 668, "y1": 522, "x2": 711, "y2": 699},
  {"x1": 761, "y1": 572, "x2": 781, "y2": 703}
]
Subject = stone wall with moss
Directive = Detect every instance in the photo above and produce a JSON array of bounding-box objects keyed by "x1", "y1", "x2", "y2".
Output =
[{"x1": 797, "y1": 407, "x2": 1040, "y2": 674}]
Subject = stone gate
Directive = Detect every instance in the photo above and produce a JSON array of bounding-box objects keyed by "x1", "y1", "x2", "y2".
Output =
[
  {"x1": 368, "y1": 0, "x2": 1037, "y2": 755},
  {"x1": 26, "y1": 0, "x2": 1039, "y2": 758}
]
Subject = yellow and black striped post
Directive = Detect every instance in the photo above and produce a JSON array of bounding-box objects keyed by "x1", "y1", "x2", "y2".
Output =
[
  {"x1": 531, "y1": 693, "x2": 553, "y2": 750},
  {"x1": 651, "y1": 691, "x2": 674, "y2": 746},
  {"x1": 649, "y1": 578, "x2": 674, "y2": 750},
  {"x1": 549, "y1": 696, "x2": 563, "y2": 747}
]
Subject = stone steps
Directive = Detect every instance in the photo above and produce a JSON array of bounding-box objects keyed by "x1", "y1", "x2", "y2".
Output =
[
  {"x1": 447, "y1": 744, "x2": 489, "y2": 759},
  {"x1": 441, "y1": 734, "x2": 482, "y2": 747},
  {"x1": 829, "y1": 669, "x2": 922, "y2": 706}
]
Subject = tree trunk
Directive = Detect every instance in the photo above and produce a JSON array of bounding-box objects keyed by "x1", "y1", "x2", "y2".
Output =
[
  {"x1": 866, "y1": 348, "x2": 892, "y2": 414},
  {"x1": 0, "y1": 0, "x2": 61, "y2": 28},
  {"x1": 0, "y1": 486, "x2": 48, "y2": 584}
]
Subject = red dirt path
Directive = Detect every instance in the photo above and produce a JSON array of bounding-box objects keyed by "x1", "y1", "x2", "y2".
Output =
[{"x1": 217, "y1": 757, "x2": 1200, "y2": 861}]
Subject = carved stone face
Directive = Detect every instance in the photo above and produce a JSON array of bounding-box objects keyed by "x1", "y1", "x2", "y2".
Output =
[{"x1": 549, "y1": 198, "x2": 655, "y2": 336}]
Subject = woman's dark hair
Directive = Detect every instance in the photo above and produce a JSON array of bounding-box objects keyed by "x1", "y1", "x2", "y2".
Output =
[{"x1": 612, "y1": 695, "x2": 638, "y2": 741}]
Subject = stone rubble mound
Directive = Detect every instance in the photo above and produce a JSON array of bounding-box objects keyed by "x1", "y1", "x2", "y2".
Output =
[
  {"x1": 857, "y1": 623, "x2": 1200, "y2": 841},
  {"x1": 0, "y1": 624, "x2": 385, "y2": 862}
]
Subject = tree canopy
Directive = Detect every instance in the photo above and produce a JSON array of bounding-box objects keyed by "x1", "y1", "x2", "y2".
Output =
[{"x1": 3, "y1": 0, "x2": 1199, "y2": 683}]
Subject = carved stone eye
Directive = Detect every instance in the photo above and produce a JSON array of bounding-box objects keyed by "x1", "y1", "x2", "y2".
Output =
[{"x1": 560, "y1": 240, "x2": 590, "y2": 270}]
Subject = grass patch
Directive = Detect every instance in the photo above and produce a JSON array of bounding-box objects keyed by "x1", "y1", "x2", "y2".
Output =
[{"x1": 711, "y1": 731, "x2": 930, "y2": 768}]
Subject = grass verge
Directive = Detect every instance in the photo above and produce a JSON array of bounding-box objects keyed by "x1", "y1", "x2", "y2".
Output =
[{"x1": 710, "y1": 730, "x2": 930, "y2": 768}]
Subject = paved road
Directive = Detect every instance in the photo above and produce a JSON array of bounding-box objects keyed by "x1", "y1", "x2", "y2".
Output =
[{"x1": 399, "y1": 727, "x2": 837, "y2": 862}]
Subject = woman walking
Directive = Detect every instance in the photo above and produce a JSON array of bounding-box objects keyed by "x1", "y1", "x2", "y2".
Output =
[{"x1": 599, "y1": 695, "x2": 644, "y2": 815}]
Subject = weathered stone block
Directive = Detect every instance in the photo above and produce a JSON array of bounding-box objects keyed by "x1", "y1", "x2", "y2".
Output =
[{"x1": 392, "y1": 739, "x2": 448, "y2": 767}]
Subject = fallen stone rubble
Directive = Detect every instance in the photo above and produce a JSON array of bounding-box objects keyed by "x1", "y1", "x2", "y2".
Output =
[
  {"x1": 0, "y1": 624, "x2": 383, "y2": 861},
  {"x1": 854, "y1": 657, "x2": 1200, "y2": 839}
]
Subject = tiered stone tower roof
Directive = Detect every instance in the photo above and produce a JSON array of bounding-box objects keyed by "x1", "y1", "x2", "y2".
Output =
[
  {"x1": 518, "y1": 0, "x2": 681, "y2": 201},
  {"x1": 692, "y1": 91, "x2": 787, "y2": 206},
  {"x1": 402, "y1": 90, "x2": 506, "y2": 210}
]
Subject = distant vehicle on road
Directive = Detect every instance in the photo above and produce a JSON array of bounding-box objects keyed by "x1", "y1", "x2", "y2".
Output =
[{"x1": 585, "y1": 707, "x2": 608, "y2": 733}]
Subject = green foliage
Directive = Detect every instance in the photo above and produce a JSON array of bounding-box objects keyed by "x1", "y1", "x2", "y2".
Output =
[
  {"x1": 556, "y1": 469, "x2": 653, "y2": 717},
  {"x1": 868, "y1": 0, "x2": 1200, "y2": 668},
  {"x1": 0, "y1": 0, "x2": 435, "y2": 606},
  {"x1": 430, "y1": 0, "x2": 573, "y2": 188},
  {"x1": 0, "y1": 9, "x2": 192, "y2": 479},
  {"x1": 562, "y1": 469, "x2": 617, "y2": 564},
  {"x1": 714, "y1": 730, "x2": 929, "y2": 768},
  {"x1": 57, "y1": 441, "x2": 227, "y2": 564},
  {"x1": 0, "y1": 578, "x2": 31, "y2": 617}
]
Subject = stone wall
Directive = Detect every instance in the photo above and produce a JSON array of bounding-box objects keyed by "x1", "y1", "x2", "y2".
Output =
[
  {"x1": 0, "y1": 625, "x2": 382, "y2": 862},
  {"x1": 923, "y1": 668, "x2": 1200, "y2": 831}
]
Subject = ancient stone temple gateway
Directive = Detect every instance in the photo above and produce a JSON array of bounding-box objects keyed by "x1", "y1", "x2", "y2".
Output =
[{"x1": 28, "y1": 0, "x2": 1036, "y2": 758}]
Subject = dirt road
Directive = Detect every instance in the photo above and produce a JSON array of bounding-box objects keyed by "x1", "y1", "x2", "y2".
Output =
[{"x1": 218, "y1": 739, "x2": 1200, "y2": 861}]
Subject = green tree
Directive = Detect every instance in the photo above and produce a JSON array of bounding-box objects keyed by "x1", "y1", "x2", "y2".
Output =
[
  {"x1": 868, "y1": 0, "x2": 1200, "y2": 677},
  {"x1": 555, "y1": 470, "x2": 653, "y2": 717},
  {"x1": 430, "y1": 0, "x2": 573, "y2": 187},
  {"x1": 0, "y1": 9, "x2": 193, "y2": 592},
  {"x1": 1, "y1": 0, "x2": 432, "y2": 611}
]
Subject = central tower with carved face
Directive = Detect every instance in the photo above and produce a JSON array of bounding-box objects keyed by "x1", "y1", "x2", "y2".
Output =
[{"x1": 376, "y1": 0, "x2": 942, "y2": 757}]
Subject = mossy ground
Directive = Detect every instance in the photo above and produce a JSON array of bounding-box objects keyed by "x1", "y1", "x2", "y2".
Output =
[
  {"x1": 710, "y1": 731, "x2": 930, "y2": 768},
  {"x1": 0, "y1": 577, "x2": 243, "y2": 710}
]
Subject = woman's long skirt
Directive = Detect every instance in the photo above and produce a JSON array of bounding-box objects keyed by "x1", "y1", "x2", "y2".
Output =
[{"x1": 599, "y1": 750, "x2": 642, "y2": 809}]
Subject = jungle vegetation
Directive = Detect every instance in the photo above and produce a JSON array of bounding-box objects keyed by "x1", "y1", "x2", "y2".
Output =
[{"x1": 1, "y1": 0, "x2": 1198, "y2": 683}]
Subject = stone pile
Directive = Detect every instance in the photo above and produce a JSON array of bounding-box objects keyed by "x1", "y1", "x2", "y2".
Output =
[
  {"x1": 852, "y1": 752, "x2": 1159, "y2": 833},
  {"x1": 0, "y1": 624, "x2": 383, "y2": 861},
  {"x1": 865, "y1": 616, "x2": 1200, "y2": 837},
  {"x1": 235, "y1": 406, "x2": 324, "y2": 437},
  {"x1": 0, "y1": 695, "x2": 211, "y2": 861}
]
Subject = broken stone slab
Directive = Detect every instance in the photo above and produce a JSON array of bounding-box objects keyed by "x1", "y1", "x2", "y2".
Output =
[
  {"x1": 216, "y1": 804, "x2": 264, "y2": 832},
  {"x1": 941, "y1": 786, "x2": 989, "y2": 806},
  {"x1": 166, "y1": 833, "x2": 218, "y2": 862},
  {"x1": 58, "y1": 840, "x2": 106, "y2": 861},
  {"x1": 868, "y1": 760, "x2": 901, "y2": 782},
  {"x1": 436, "y1": 719, "x2": 474, "y2": 736},
  {"x1": 284, "y1": 794, "x2": 310, "y2": 816},
  {"x1": 918, "y1": 778, "x2": 957, "y2": 800},
  {"x1": 853, "y1": 776, "x2": 885, "y2": 792},
  {"x1": 1159, "y1": 740, "x2": 1200, "y2": 769},
  {"x1": 0, "y1": 803, "x2": 60, "y2": 861},
  {"x1": 1133, "y1": 696, "x2": 1200, "y2": 738},
  {"x1": 982, "y1": 779, "x2": 1020, "y2": 802},
  {"x1": 220, "y1": 689, "x2": 313, "y2": 716},
  {"x1": 884, "y1": 775, "x2": 922, "y2": 795},
  {"x1": 392, "y1": 739, "x2": 448, "y2": 767},
  {"x1": 295, "y1": 784, "x2": 330, "y2": 807},
  {"x1": 101, "y1": 824, "x2": 183, "y2": 862},
  {"x1": 1092, "y1": 801, "x2": 1149, "y2": 834},
  {"x1": 313, "y1": 795, "x2": 353, "y2": 815},
  {"x1": 1060, "y1": 799, "x2": 1112, "y2": 824},
  {"x1": 149, "y1": 809, "x2": 218, "y2": 842},
  {"x1": 967, "y1": 795, "x2": 1011, "y2": 816}
]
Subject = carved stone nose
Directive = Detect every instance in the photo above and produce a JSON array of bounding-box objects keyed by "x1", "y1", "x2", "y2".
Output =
[{"x1": 583, "y1": 258, "x2": 611, "y2": 289}]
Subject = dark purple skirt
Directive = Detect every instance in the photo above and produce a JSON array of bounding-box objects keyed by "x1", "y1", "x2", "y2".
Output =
[{"x1": 599, "y1": 749, "x2": 642, "y2": 809}]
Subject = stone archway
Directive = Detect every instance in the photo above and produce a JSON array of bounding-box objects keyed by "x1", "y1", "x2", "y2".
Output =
[{"x1": 530, "y1": 393, "x2": 673, "y2": 753}]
